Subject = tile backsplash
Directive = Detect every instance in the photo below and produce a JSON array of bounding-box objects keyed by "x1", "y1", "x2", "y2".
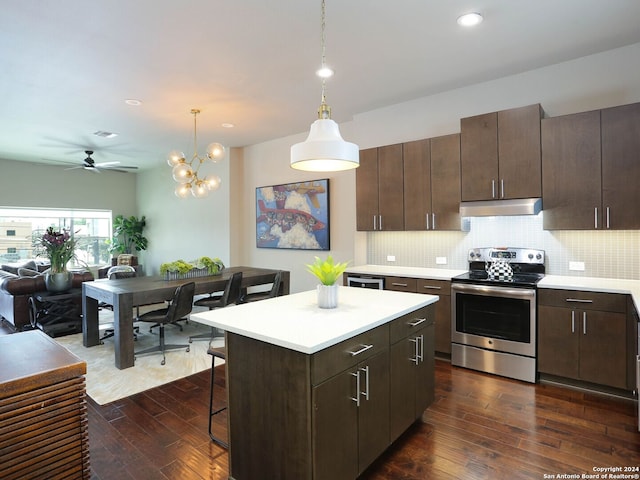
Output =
[{"x1": 366, "y1": 213, "x2": 640, "y2": 279}]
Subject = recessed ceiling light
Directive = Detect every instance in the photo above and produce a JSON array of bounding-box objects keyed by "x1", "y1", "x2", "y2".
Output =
[
  {"x1": 221, "y1": 123, "x2": 235, "y2": 128},
  {"x1": 125, "y1": 99, "x2": 142, "y2": 106},
  {"x1": 93, "y1": 130, "x2": 118, "y2": 138},
  {"x1": 457, "y1": 12, "x2": 483, "y2": 27}
]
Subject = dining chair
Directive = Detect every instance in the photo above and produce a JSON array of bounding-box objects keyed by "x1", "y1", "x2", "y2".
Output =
[
  {"x1": 238, "y1": 271, "x2": 282, "y2": 303},
  {"x1": 135, "y1": 282, "x2": 195, "y2": 365},
  {"x1": 100, "y1": 265, "x2": 140, "y2": 343},
  {"x1": 189, "y1": 272, "x2": 243, "y2": 343}
]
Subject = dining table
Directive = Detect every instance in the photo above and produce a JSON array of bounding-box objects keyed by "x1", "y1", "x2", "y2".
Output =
[{"x1": 82, "y1": 266, "x2": 289, "y2": 369}]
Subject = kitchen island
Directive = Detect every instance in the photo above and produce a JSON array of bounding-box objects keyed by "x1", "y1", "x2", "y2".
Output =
[{"x1": 191, "y1": 286, "x2": 439, "y2": 480}]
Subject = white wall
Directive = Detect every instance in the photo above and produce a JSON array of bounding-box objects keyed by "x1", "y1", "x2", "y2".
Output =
[
  {"x1": 240, "y1": 43, "x2": 640, "y2": 291},
  {"x1": 136, "y1": 153, "x2": 231, "y2": 275}
]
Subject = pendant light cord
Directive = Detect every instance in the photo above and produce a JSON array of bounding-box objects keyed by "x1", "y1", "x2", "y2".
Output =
[{"x1": 319, "y1": 0, "x2": 330, "y2": 119}]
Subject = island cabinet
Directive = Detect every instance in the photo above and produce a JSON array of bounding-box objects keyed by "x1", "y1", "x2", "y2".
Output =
[
  {"x1": 542, "y1": 102, "x2": 640, "y2": 230},
  {"x1": 403, "y1": 134, "x2": 464, "y2": 231},
  {"x1": 356, "y1": 144, "x2": 404, "y2": 231},
  {"x1": 221, "y1": 298, "x2": 436, "y2": 480},
  {"x1": 460, "y1": 104, "x2": 542, "y2": 202},
  {"x1": 538, "y1": 289, "x2": 630, "y2": 390},
  {"x1": 389, "y1": 307, "x2": 435, "y2": 441}
]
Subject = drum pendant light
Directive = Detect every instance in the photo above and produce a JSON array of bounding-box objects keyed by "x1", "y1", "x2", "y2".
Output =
[{"x1": 290, "y1": 0, "x2": 359, "y2": 171}]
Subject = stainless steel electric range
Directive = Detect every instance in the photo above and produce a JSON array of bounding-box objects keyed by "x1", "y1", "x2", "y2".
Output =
[{"x1": 451, "y1": 247, "x2": 545, "y2": 383}]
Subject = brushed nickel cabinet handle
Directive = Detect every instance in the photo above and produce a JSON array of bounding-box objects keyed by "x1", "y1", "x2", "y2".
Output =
[
  {"x1": 606, "y1": 207, "x2": 610, "y2": 229},
  {"x1": 500, "y1": 179, "x2": 505, "y2": 198},
  {"x1": 392, "y1": 282, "x2": 408, "y2": 287},
  {"x1": 594, "y1": 207, "x2": 598, "y2": 229},
  {"x1": 571, "y1": 310, "x2": 575, "y2": 333},
  {"x1": 583, "y1": 312, "x2": 587, "y2": 335},
  {"x1": 491, "y1": 179, "x2": 496, "y2": 198},
  {"x1": 409, "y1": 337, "x2": 419, "y2": 364},
  {"x1": 348, "y1": 344, "x2": 373, "y2": 356},
  {"x1": 350, "y1": 371, "x2": 360, "y2": 406},
  {"x1": 565, "y1": 298, "x2": 593, "y2": 303},
  {"x1": 373, "y1": 215, "x2": 377, "y2": 230},
  {"x1": 408, "y1": 317, "x2": 427, "y2": 327},
  {"x1": 422, "y1": 285, "x2": 442, "y2": 290},
  {"x1": 360, "y1": 365, "x2": 370, "y2": 400},
  {"x1": 379, "y1": 215, "x2": 383, "y2": 230}
]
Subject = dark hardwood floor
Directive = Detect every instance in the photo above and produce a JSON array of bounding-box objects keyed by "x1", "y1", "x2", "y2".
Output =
[{"x1": 86, "y1": 358, "x2": 640, "y2": 480}]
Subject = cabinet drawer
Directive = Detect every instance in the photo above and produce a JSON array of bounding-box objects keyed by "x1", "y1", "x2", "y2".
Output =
[
  {"x1": 538, "y1": 288, "x2": 627, "y2": 313},
  {"x1": 389, "y1": 305, "x2": 435, "y2": 344},
  {"x1": 311, "y1": 324, "x2": 389, "y2": 385},
  {"x1": 385, "y1": 276, "x2": 417, "y2": 293},
  {"x1": 416, "y1": 279, "x2": 450, "y2": 295}
]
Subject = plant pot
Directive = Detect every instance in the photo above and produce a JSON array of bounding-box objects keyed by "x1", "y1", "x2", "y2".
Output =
[
  {"x1": 45, "y1": 271, "x2": 73, "y2": 293},
  {"x1": 317, "y1": 284, "x2": 339, "y2": 309}
]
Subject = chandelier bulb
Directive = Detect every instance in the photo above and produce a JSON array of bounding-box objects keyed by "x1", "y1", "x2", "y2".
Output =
[
  {"x1": 206, "y1": 142, "x2": 226, "y2": 162},
  {"x1": 167, "y1": 150, "x2": 185, "y2": 167},
  {"x1": 174, "y1": 183, "x2": 191, "y2": 199}
]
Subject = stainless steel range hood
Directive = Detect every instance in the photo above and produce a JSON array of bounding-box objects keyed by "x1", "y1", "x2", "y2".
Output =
[{"x1": 459, "y1": 198, "x2": 542, "y2": 217}]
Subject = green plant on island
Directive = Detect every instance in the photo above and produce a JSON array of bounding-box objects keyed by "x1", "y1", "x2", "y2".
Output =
[
  {"x1": 306, "y1": 255, "x2": 349, "y2": 286},
  {"x1": 160, "y1": 256, "x2": 225, "y2": 275}
]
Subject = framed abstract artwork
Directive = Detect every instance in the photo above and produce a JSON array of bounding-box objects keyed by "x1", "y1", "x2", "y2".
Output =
[{"x1": 256, "y1": 179, "x2": 329, "y2": 250}]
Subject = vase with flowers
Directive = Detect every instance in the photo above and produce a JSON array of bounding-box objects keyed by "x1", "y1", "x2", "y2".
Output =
[
  {"x1": 306, "y1": 255, "x2": 350, "y2": 308},
  {"x1": 39, "y1": 227, "x2": 77, "y2": 292}
]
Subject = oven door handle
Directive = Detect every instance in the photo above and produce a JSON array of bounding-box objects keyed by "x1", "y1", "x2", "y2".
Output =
[{"x1": 451, "y1": 282, "x2": 535, "y2": 299}]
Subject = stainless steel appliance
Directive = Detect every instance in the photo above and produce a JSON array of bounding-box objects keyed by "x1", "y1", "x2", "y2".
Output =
[
  {"x1": 346, "y1": 275, "x2": 385, "y2": 290},
  {"x1": 451, "y1": 247, "x2": 545, "y2": 383}
]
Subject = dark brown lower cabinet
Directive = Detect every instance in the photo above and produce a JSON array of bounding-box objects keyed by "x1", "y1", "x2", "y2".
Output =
[
  {"x1": 538, "y1": 289, "x2": 629, "y2": 390},
  {"x1": 225, "y1": 305, "x2": 435, "y2": 480},
  {"x1": 390, "y1": 316, "x2": 435, "y2": 441}
]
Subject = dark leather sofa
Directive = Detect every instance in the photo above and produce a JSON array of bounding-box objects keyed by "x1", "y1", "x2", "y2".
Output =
[{"x1": 0, "y1": 264, "x2": 94, "y2": 332}]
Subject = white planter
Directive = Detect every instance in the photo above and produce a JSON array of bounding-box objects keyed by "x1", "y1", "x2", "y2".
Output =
[{"x1": 317, "y1": 284, "x2": 339, "y2": 309}]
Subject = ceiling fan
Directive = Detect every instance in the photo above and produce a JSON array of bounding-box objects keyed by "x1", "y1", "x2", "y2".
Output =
[{"x1": 64, "y1": 150, "x2": 138, "y2": 173}]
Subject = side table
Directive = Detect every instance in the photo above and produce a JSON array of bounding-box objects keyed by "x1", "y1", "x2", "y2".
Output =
[
  {"x1": 29, "y1": 288, "x2": 83, "y2": 337},
  {"x1": 0, "y1": 330, "x2": 90, "y2": 479}
]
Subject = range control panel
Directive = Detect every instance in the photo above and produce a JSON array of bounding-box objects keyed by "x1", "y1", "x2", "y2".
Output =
[{"x1": 467, "y1": 247, "x2": 544, "y2": 265}]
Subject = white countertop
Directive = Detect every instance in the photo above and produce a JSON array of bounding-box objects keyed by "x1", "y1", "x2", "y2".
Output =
[
  {"x1": 190, "y1": 286, "x2": 439, "y2": 354},
  {"x1": 539, "y1": 275, "x2": 640, "y2": 311},
  {"x1": 345, "y1": 264, "x2": 466, "y2": 280}
]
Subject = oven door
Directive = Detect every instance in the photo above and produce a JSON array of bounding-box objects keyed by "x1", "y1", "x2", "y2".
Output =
[{"x1": 451, "y1": 283, "x2": 536, "y2": 357}]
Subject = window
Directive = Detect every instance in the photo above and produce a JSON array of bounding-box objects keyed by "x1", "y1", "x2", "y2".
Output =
[{"x1": 0, "y1": 207, "x2": 112, "y2": 267}]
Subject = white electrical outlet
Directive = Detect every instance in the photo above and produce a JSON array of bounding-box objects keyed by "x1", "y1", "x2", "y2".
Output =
[
  {"x1": 436, "y1": 257, "x2": 447, "y2": 265},
  {"x1": 569, "y1": 261, "x2": 585, "y2": 271},
  {"x1": 387, "y1": 255, "x2": 396, "y2": 262}
]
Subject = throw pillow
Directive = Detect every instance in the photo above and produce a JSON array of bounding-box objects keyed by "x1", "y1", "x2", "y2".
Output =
[{"x1": 18, "y1": 268, "x2": 41, "y2": 277}]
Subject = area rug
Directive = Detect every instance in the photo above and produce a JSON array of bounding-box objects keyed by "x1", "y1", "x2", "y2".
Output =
[{"x1": 54, "y1": 305, "x2": 224, "y2": 405}]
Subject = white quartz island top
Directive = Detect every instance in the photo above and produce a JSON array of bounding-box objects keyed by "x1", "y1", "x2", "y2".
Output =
[
  {"x1": 345, "y1": 264, "x2": 466, "y2": 280},
  {"x1": 190, "y1": 286, "x2": 438, "y2": 354}
]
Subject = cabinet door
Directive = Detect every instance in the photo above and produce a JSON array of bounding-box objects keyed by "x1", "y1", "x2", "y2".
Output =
[
  {"x1": 313, "y1": 371, "x2": 359, "y2": 480},
  {"x1": 542, "y1": 111, "x2": 602, "y2": 229},
  {"x1": 356, "y1": 148, "x2": 379, "y2": 231},
  {"x1": 538, "y1": 305, "x2": 580, "y2": 379},
  {"x1": 378, "y1": 144, "x2": 405, "y2": 230},
  {"x1": 601, "y1": 102, "x2": 640, "y2": 229},
  {"x1": 579, "y1": 310, "x2": 627, "y2": 389},
  {"x1": 389, "y1": 336, "x2": 416, "y2": 441},
  {"x1": 461, "y1": 112, "x2": 498, "y2": 201},
  {"x1": 403, "y1": 139, "x2": 431, "y2": 230},
  {"x1": 498, "y1": 104, "x2": 542, "y2": 199},
  {"x1": 357, "y1": 349, "x2": 390, "y2": 475},
  {"x1": 431, "y1": 134, "x2": 463, "y2": 231},
  {"x1": 415, "y1": 323, "x2": 435, "y2": 417}
]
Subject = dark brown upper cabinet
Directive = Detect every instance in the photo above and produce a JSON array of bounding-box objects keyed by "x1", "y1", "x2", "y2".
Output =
[
  {"x1": 601, "y1": 102, "x2": 640, "y2": 229},
  {"x1": 403, "y1": 134, "x2": 465, "y2": 231},
  {"x1": 542, "y1": 102, "x2": 640, "y2": 230},
  {"x1": 461, "y1": 104, "x2": 543, "y2": 201},
  {"x1": 356, "y1": 144, "x2": 404, "y2": 231}
]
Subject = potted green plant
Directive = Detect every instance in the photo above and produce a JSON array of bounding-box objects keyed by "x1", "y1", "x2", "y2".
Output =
[
  {"x1": 109, "y1": 215, "x2": 148, "y2": 256},
  {"x1": 160, "y1": 256, "x2": 225, "y2": 280},
  {"x1": 306, "y1": 255, "x2": 349, "y2": 308}
]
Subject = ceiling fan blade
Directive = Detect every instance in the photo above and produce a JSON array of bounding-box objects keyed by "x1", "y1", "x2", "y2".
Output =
[
  {"x1": 64, "y1": 165, "x2": 84, "y2": 170},
  {"x1": 94, "y1": 161, "x2": 121, "y2": 167}
]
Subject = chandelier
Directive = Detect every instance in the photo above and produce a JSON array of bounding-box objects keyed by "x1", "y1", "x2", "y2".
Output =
[
  {"x1": 290, "y1": 0, "x2": 359, "y2": 171},
  {"x1": 167, "y1": 109, "x2": 225, "y2": 198}
]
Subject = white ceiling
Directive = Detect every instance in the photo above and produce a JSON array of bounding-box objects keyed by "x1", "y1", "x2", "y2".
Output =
[{"x1": 2, "y1": 0, "x2": 640, "y2": 171}]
